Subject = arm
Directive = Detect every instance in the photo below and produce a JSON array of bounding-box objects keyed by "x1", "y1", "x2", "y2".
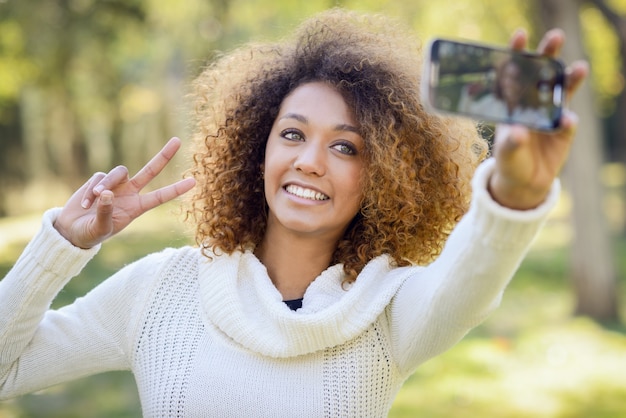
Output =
[
  {"x1": 390, "y1": 159, "x2": 559, "y2": 375},
  {"x1": 0, "y1": 209, "x2": 172, "y2": 399},
  {"x1": 0, "y1": 137, "x2": 194, "y2": 398},
  {"x1": 0, "y1": 209, "x2": 99, "y2": 383},
  {"x1": 457, "y1": 83, "x2": 493, "y2": 114},
  {"x1": 0, "y1": 209, "x2": 115, "y2": 398},
  {"x1": 390, "y1": 29, "x2": 588, "y2": 376}
]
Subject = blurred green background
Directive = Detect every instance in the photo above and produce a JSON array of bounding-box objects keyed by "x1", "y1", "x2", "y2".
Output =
[{"x1": 1, "y1": 0, "x2": 626, "y2": 416}]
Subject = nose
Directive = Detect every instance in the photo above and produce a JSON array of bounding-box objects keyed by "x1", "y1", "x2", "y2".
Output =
[{"x1": 293, "y1": 141, "x2": 326, "y2": 176}]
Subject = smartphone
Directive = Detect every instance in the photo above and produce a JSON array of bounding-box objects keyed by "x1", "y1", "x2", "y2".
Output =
[{"x1": 422, "y1": 38, "x2": 566, "y2": 131}]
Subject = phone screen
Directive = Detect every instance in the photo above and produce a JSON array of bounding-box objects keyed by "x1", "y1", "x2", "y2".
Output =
[{"x1": 424, "y1": 39, "x2": 566, "y2": 131}]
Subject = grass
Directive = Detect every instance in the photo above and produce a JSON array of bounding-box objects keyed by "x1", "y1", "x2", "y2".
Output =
[
  {"x1": 388, "y1": 234, "x2": 626, "y2": 417},
  {"x1": 391, "y1": 317, "x2": 626, "y2": 417},
  {"x1": 0, "y1": 203, "x2": 625, "y2": 417}
]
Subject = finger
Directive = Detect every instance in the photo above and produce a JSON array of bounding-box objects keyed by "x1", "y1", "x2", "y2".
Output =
[
  {"x1": 92, "y1": 165, "x2": 130, "y2": 196},
  {"x1": 494, "y1": 124, "x2": 530, "y2": 157},
  {"x1": 536, "y1": 28, "x2": 565, "y2": 57},
  {"x1": 80, "y1": 172, "x2": 106, "y2": 209},
  {"x1": 564, "y1": 60, "x2": 589, "y2": 99},
  {"x1": 139, "y1": 177, "x2": 196, "y2": 213},
  {"x1": 557, "y1": 109, "x2": 579, "y2": 136},
  {"x1": 92, "y1": 190, "x2": 115, "y2": 240},
  {"x1": 130, "y1": 137, "x2": 182, "y2": 191},
  {"x1": 509, "y1": 29, "x2": 528, "y2": 51}
]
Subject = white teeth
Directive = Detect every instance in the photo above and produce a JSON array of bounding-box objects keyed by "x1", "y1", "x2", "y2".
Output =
[{"x1": 285, "y1": 185, "x2": 329, "y2": 201}]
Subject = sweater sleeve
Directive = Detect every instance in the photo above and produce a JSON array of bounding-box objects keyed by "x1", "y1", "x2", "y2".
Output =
[
  {"x1": 0, "y1": 209, "x2": 162, "y2": 400},
  {"x1": 389, "y1": 158, "x2": 560, "y2": 376}
]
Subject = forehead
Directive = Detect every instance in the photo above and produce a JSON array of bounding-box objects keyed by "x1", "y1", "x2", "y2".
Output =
[{"x1": 278, "y1": 82, "x2": 358, "y2": 126}]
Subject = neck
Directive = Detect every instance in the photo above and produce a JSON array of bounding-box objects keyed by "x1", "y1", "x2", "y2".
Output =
[{"x1": 255, "y1": 230, "x2": 338, "y2": 301}]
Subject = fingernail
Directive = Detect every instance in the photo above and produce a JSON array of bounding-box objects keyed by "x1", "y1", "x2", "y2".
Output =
[
  {"x1": 81, "y1": 199, "x2": 90, "y2": 209},
  {"x1": 93, "y1": 185, "x2": 104, "y2": 195},
  {"x1": 100, "y1": 193, "x2": 112, "y2": 205}
]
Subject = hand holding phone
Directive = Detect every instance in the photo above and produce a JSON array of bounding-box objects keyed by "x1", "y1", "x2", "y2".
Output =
[
  {"x1": 437, "y1": 29, "x2": 588, "y2": 211},
  {"x1": 422, "y1": 38, "x2": 566, "y2": 131}
]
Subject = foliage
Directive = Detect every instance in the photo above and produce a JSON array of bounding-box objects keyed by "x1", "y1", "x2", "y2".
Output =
[
  {"x1": 579, "y1": 4, "x2": 623, "y2": 116},
  {"x1": 0, "y1": 0, "x2": 623, "y2": 216}
]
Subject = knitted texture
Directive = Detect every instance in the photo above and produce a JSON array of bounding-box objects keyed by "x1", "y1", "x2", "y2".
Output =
[
  {"x1": 322, "y1": 318, "x2": 397, "y2": 416},
  {"x1": 0, "y1": 159, "x2": 560, "y2": 417},
  {"x1": 133, "y1": 251, "x2": 204, "y2": 417}
]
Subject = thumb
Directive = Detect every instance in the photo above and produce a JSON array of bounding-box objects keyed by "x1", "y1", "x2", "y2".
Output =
[
  {"x1": 92, "y1": 190, "x2": 114, "y2": 239},
  {"x1": 493, "y1": 124, "x2": 530, "y2": 160}
]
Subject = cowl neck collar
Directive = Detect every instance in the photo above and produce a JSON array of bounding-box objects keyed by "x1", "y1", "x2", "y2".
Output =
[{"x1": 198, "y1": 250, "x2": 411, "y2": 358}]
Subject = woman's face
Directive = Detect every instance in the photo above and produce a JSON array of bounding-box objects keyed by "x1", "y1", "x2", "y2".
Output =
[
  {"x1": 263, "y1": 82, "x2": 365, "y2": 243},
  {"x1": 500, "y1": 62, "x2": 523, "y2": 103}
]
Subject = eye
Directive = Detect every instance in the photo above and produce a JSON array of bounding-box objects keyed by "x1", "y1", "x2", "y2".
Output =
[
  {"x1": 332, "y1": 141, "x2": 358, "y2": 156},
  {"x1": 281, "y1": 129, "x2": 304, "y2": 142}
]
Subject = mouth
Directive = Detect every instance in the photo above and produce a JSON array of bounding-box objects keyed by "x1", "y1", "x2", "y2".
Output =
[{"x1": 284, "y1": 184, "x2": 329, "y2": 201}]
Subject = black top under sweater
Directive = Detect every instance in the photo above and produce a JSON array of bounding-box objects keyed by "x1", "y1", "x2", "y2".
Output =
[{"x1": 283, "y1": 298, "x2": 303, "y2": 311}]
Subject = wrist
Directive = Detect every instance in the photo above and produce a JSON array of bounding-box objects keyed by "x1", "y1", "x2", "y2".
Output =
[
  {"x1": 487, "y1": 173, "x2": 550, "y2": 210},
  {"x1": 52, "y1": 218, "x2": 90, "y2": 250}
]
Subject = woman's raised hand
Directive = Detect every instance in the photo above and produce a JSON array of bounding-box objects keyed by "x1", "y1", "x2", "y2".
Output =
[
  {"x1": 489, "y1": 29, "x2": 589, "y2": 210},
  {"x1": 53, "y1": 137, "x2": 196, "y2": 249}
]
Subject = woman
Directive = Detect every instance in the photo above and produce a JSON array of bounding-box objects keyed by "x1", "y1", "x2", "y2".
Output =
[
  {"x1": 458, "y1": 54, "x2": 556, "y2": 129},
  {"x1": 0, "y1": 9, "x2": 586, "y2": 417}
]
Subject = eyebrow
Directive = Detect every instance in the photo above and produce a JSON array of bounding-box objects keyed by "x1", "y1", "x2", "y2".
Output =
[{"x1": 280, "y1": 113, "x2": 361, "y2": 135}]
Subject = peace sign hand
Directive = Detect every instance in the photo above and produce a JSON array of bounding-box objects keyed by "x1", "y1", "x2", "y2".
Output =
[{"x1": 53, "y1": 137, "x2": 196, "y2": 249}]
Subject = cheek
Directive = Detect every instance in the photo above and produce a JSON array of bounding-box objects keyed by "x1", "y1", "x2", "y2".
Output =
[
  {"x1": 263, "y1": 151, "x2": 287, "y2": 194},
  {"x1": 343, "y1": 168, "x2": 365, "y2": 206}
]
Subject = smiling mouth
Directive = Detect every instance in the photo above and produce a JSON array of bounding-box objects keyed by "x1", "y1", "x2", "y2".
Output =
[{"x1": 285, "y1": 185, "x2": 329, "y2": 201}]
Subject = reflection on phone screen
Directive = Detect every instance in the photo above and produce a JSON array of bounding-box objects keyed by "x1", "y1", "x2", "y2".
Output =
[{"x1": 429, "y1": 40, "x2": 564, "y2": 131}]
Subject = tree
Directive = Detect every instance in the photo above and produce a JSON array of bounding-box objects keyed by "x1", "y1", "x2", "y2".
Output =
[
  {"x1": 587, "y1": 0, "x2": 626, "y2": 163},
  {"x1": 538, "y1": 0, "x2": 620, "y2": 322},
  {"x1": 0, "y1": 0, "x2": 226, "y2": 215}
]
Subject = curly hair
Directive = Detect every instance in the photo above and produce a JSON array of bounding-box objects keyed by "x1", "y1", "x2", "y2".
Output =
[{"x1": 186, "y1": 8, "x2": 488, "y2": 282}]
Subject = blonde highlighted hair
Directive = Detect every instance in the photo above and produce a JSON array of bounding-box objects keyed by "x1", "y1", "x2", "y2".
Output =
[{"x1": 186, "y1": 9, "x2": 488, "y2": 281}]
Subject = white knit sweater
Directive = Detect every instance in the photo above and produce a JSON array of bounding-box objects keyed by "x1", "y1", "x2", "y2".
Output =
[{"x1": 0, "y1": 159, "x2": 559, "y2": 417}]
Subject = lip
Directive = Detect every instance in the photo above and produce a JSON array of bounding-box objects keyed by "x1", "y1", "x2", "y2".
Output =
[{"x1": 282, "y1": 181, "x2": 330, "y2": 202}]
